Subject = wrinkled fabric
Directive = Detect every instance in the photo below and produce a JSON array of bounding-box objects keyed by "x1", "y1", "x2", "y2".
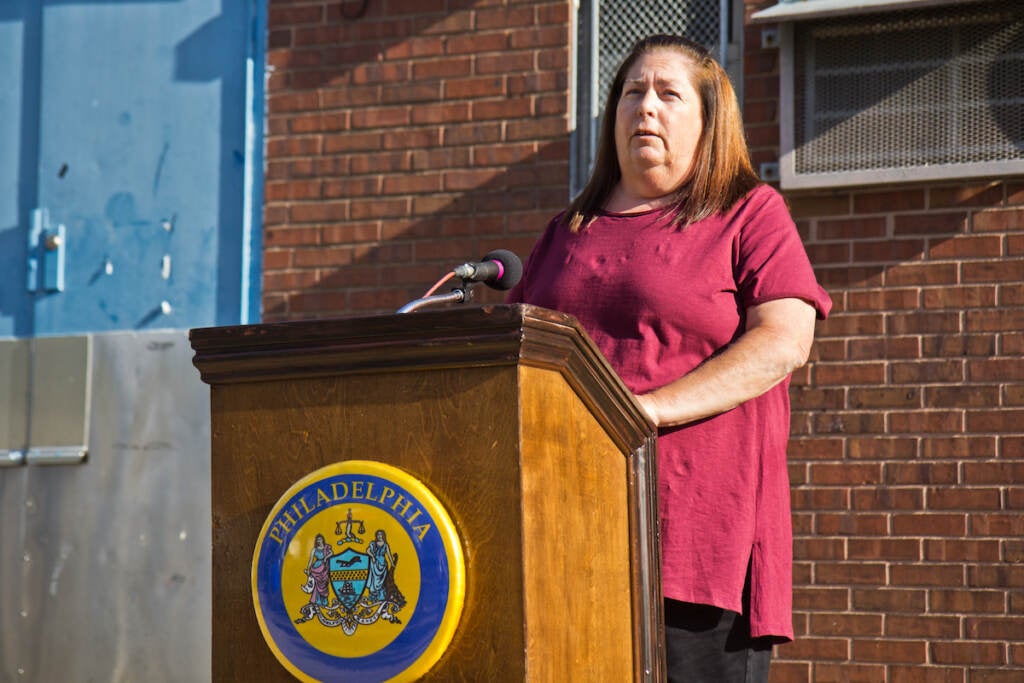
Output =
[{"x1": 508, "y1": 184, "x2": 831, "y2": 640}]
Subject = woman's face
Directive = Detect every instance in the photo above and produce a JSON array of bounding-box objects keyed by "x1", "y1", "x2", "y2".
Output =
[{"x1": 613, "y1": 49, "x2": 703, "y2": 196}]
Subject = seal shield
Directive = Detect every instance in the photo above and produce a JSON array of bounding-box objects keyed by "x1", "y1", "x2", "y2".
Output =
[{"x1": 252, "y1": 460, "x2": 465, "y2": 682}]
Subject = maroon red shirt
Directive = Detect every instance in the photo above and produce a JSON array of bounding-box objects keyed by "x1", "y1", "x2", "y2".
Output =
[{"x1": 507, "y1": 184, "x2": 831, "y2": 640}]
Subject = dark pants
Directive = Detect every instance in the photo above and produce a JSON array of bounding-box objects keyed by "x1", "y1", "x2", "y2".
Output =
[{"x1": 664, "y1": 599, "x2": 773, "y2": 683}]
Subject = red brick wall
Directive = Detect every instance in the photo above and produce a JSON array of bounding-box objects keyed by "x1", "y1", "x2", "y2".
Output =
[
  {"x1": 745, "y1": 2, "x2": 1024, "y2": 681},
  {"x1": 262, "y1": 0, "x2": 572, "y2": 319},
  {"x1": 264, "y1": 0, "x2": 1024, "y2": 680}
]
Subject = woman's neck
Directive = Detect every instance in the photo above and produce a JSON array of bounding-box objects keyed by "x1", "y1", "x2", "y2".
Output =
[{"x1": 605, "y1": 182, "x2": 676, "y2": 214}]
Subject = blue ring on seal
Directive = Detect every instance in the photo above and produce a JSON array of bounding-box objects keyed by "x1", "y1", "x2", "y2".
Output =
[{"x1": 252, "y1": 463, "x2": 462, "y2": 682}]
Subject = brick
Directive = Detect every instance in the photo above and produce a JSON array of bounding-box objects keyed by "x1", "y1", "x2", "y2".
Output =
[
  {"x1": 815, "y1": 562, "x2": 888, "y2": 585},
  {"x1": 442, "y1": 122, "x2": 502, "y2": 146},
  {"x1": 289, "y1": 201, "x2": 348, "y2": 223},
  {"x1": 885, "y1": 615, "x2": 960, "y2": 639},
  {"x1": 848, "y1": 336, "x2": 920, "y2": 361},
  {"x1": 321, "y1": 222, "x2": 380, "y2": 245},
  {"x1": 445, "y1": 75, "x2": 505, "y2": 99},
  {"x1": 891, "y1": 360, "x2": 964, "y2": 383},
  {"x1": 915, "y1": 438, "x2": 977, "y2": 469},
  {"x1": 853, "y1": 188, "x2": 926, "y2": 213},
  {"x1": 264, "y1": 226, "x2": 321, "y2": 247},
  {"x1": 885, "y1": 463, "x2": 958, "y2": 486},
  {"x1": 928, "y1": 234, "x2": 1003, "y2": 259},
  {"x1": 893, "y1": 212, "x2": 967, "y2": 235},
  {"x1": 888, "y1": 411, "x2": 963, "y2": 434},
  {"x1": 809, "y1": 613, "x2": 883, "y2": 637},
  {"x1": 852, "y1": 487, "x2": 923, "y2": 511},
  {"x1": 374, "y1": 172, "x2": 439, "y2": 196},
  {"x1": 802, "y1": 242, "x2": 851, "y2": 266},
  {"x1": 852, "y1": 638, "x2": 927, "y2": 663},
  {"x1": 776, "y1": 637, "x2": 850, "y2": 661},
  {"x1": 890, "y1": 563, "x2": 965, "y2": 587},
  {"x1": 767, "y1": 660, "x2": 810, "y2": 682},
  {"x1": 816, "y1": 362, "x2": 886, "y2": 386},
  {"x1": 886, "y1": 262, "x2": 959, "y2": 286},
  {"x1": 921, "y1": 334, "x2": 996, "y2": 357},
  {"x1": 850, "y1": 537, "x2": 922, "y2": 562},
  {"x1": 409, "y1": 102, "x2": 468, "y2": 126},
  {"x1": 811, "y1": 463, "x2": 883, "y2": 486},
  {"x1": 969, "y1": 565, "x2": 1024, "y2": 588},
  {"x1": 817, "y1": 216, "x2": 887, "y2": 240},
  {"x1": 411, "y1": 55, "x2": 472, "y2": 80},
  {"x1": 847, "y1": 437, "x2": 917, "y2": 460},
  {"x1": 965, "y1": 670, "x2": 1024, "y2": 683},
  {"x1": 927, "y1": 487, "x2": 1001, "y2": 511},
  {"x1": 815, "y1": 265, "x2": 884, "y2": 288},
  {"x1": 973, "y1": 207, "x2": 1024, "y2": 232},
  {"x1": 448, "y1": 30, "x2": 512, "y2": 55},
  {"x1": 924, "y1": 539, "x2": 1001, "y2": 562},
  {"x1": 793, "y1": 587, "x2": 849, "y2": 611},
  {"x1": 968, "y1": 308, "x2": 1024, "y2": 332},
  {"x1": 891, "y1": 513, "x2": 966, "y2": 536},
  {"x1": 849, "y1": 387, "x2": 920, "y2": 409},
  {"x1": 794, "y1": 537, "x2": 845, "y2": 560},
  {"x1": 816, "y1": 513, "x2": 888, "y2": 536},
  {"x1": 789, "y1": 437, "x2": 845, "y2": 459},
  {"x1": 925, "y1": 385, "x2": 999, "y2": 409},
  {"x1": 963, "y1": 260, "x2": 1024, "y2": 283},
  {"x1": 506, "y1": 115, "x2": 569, "y2": 141},
  {"x1": 853, "y1": 239, "x2": 926, "y2": 263},
  {"x1": 888, "y1": 311, "x2": 961, "y2": 334},
  {"x1": 508, "y1": 24, "x2": 568, "y2": 49},
  {"x1": 931, "y1": 641, "x2": 1006, "y2": 665},
  {"x1": 889, "y1": 666, "x2": 965, "y2": 683},
  {"x1": 1001, "y1": 283, "x2": 1024, "y2": 304},
  {"x1": 929, "y1": 182, "x2": 1004, "y2": 208},
  {"x1": 930, "y1": 589, "x2": 1006, "y2": 614},
  {"x1": 471, "y1": 97, "x2": 533, "y2": 121},
  {"x1": 923, "y1": 285, "x2": 997, "y2": 309},
  {"x1": 967, "y1": 408, "x2": 1024, "y2": 432},
  {"x1": 963, "y1": 462, "x2": 1024, "y2": 485},
  {"x1": 791, "y1": 487, "x2": 851, "y2": 510},
  {"x1": 322, "y1": 176, "x2": 382, "y2": 198},
  {"x1": 971, "y1": 513, "x2": 1024, "y2": 536},
  {"x1": 852, "y1": 588, "x2": 926, "y2": 613}
]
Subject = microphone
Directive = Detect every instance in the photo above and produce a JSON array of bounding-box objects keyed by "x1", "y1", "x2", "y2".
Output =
[{"x1": 453, "y1": 249, "x2": 523, "y2": 290}]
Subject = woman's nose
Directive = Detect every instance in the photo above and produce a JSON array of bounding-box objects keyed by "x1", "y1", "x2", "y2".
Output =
[{"x1": 638, "y1": 88, "x2": 659, "y2": 115}]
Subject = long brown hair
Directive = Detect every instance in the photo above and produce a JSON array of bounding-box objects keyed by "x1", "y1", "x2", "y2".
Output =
[{"x1": 567, "y1": 34, "x2": 759, "y2": 232}]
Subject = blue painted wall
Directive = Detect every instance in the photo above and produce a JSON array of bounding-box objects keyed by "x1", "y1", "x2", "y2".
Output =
[{"x1": 0, "y1": 0, "x2": 264, "y2": 337}]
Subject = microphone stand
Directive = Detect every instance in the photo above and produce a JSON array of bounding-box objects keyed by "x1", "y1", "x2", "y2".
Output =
[{"x1": 396, "y1": 280, "x2": 473, "y2": 314}]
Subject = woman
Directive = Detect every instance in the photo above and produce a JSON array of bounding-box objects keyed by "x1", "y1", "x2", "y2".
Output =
[
  {"x1": 304, "y1": 534, "x2": 333, "y2": 608},
  {"x1": 507, "y1": 35, "x2": 831, "y2": 682},
  {"x1": 365, "y1": 529, "x2": 396, "y2": 603}
]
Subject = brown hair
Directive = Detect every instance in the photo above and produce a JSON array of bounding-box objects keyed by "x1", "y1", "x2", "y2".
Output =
[{"x1": 566, "y1": 34, "x2": 759, "y2": 232}]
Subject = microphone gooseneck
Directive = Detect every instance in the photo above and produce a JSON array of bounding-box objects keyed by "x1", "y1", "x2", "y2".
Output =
[{"x1": 397, "y1": 248, "x2": 523, "y2": 313}]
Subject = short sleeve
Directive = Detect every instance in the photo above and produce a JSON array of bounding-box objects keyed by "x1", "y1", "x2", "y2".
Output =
[{"x1": 733, "y1": 187, "x2": 832, "y2": 319}]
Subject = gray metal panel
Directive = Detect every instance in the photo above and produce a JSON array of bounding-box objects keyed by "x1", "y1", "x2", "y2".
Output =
[
  {"x1": 0, "y1": 339, "x2": 29, "y2": 465},
  {"x1": 0, "y1": 330, "x2": 211, "y2": 682}
]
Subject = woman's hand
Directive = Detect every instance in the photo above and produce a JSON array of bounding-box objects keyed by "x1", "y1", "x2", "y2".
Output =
[{"x1": 636, "y1": 297, "x2": 818, "y2": 428}]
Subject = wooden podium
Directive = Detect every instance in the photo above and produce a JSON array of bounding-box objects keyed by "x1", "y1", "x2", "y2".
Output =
[{"x1": 189, "y1": 304, "x2": 663, "y2": 682}]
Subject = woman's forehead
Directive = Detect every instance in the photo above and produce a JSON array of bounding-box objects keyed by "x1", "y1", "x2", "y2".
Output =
[{"x1": 624, "y1": 49, "x2": 695, "y2": 82}]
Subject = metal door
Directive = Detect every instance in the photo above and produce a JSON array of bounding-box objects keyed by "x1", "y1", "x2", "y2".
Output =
[{"x1": 0, "y1": 0, "x2": 263, "y2": 337}]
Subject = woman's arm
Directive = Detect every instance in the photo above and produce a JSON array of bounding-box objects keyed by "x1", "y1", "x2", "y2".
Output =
[{"x1": 634, "y1": 297, "x2": 818, "y2": 428}]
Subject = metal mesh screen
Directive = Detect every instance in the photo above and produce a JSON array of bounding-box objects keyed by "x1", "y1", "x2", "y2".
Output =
[
  {"x1": 597, "y1": 0, "x2": 722, "y2": 109},
  {"x1": 793, "y1": 0, "x2": 1024, "y2": 175}
]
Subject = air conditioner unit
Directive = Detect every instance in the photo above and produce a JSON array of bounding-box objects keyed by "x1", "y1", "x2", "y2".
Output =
[{"x1": 775, "y1": 0, "x2": 1023, "y2": 189}]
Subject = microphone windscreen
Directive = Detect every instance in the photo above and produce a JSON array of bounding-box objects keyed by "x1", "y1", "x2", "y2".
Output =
[{"x1": 482, "y1": 249, "x2": 523, "y2": 290}]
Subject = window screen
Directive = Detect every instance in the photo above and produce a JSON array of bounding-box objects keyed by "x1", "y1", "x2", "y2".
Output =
[{"x1": 781, "y1": 0, "x2": 1024, "y2": 188}]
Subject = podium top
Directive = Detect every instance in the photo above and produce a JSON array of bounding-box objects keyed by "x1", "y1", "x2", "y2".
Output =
[{"x1": 189, "y1": 304, "x2": 654, "y2": 452}]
